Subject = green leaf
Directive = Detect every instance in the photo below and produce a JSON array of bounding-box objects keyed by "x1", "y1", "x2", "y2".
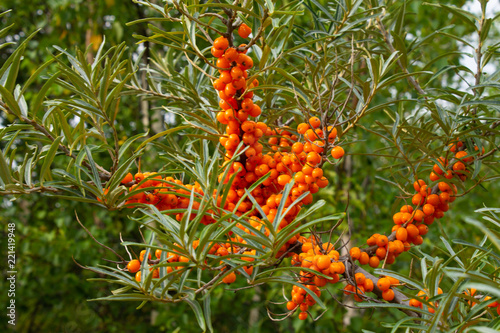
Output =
[
  {"x1": 185, "y1": 298, "x2": 207, "y2": 332},
  {"x1": 40, "y1": 137, "x2": 62, "y2": 185}
]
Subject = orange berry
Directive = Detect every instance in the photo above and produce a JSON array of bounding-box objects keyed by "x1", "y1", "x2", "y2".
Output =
[
  {"x1": 417, "y1": 224, "x2": 429, "y2": 236},
  {"x1": 423, "y1": 204, "x2": 435, "y2": 216},
  {"x1": 400, "y1": 205, "x2": 414, "y2": 214},
  {"x1": 309, "y1": 116, "x2": 321, "y2": 128},
  {"x1": 211, "y1": 47, "x2": 224, "y2": 58},
  {"x1": 222, "y1": 272, "x2": 236, "y2": 284},
  {"x1": 359, "y1": 252, "x2": 369, "y2": 265},
  {"x1": 413, "y1": 179, "x2": 426, "y2": 192},
  {"x1": 406, "y1": 224, "x2": 420, "y2": 238},
  {"x1": 277, "y1": 174, "x2": 292, "y2": 186},
  {"x1": 230, "y1": 66, "x2": 243, "y2": 80},
  {"x1": 238, "y1": 23, "x2": 252, "y2": 38},
  {"x1": 121, "y1": 172, "x2": 134, "y2": 184},
  {"x1": 317, "y1": 255, "x2": 331, "y2": 270},
  {"x1": 298, "y1": 312, "x2": 308, "y2": 320},
  {"x1": 127, "y1": 259, "x2": 141, "y2": 273},
  {"x1": 429, "y1": 172, "x2": 439, "y2": 181},
  {"x1": 297, "y1": 123, "x2": 309, "y2": 134},
  {"x1": 140, "y1": 250, "x2": 151, "y2": 262},
  {"x1": 331, "y1": 146, "x2": 345, "y2": 159},
  {"x1": 412, "y1": 193, "x2": 424, "y2": 206},
  {"x1": 426, "y1": 194, "x2": 440, "y2": 206},
  {"x1": 135, "y1": 271, "x2": 142, "y2": 282},
  {"x1": 214, "y1": 36, "x2": 229, "y2": 50},
  {"x1": 377, "y1": 278, "x2": 391, "y2": 291},
  {"x1": 382, "y1": 289, "x2": 395, "y2": 301},
  {"x1": 286, "y1": 301, "x2": 297, "y2": 311},
  {"x1": 396, "y1": 227, "x2": 408, "y2": 242},
  {"x1": 355, "y1": 272, "x2": 366, "y2": 285},
  {"x1": 350, "y1": 247, "x2": 361, "y2": 260},
  {"x1": 376, "y1": 235, "x2": 389, "y2": 247},
  {"x1": 224, "y1": 47, "x2": 239, "y2": 62},
  {"x1": 369, "y1": 256, "x2": 380, "y2": 268}
]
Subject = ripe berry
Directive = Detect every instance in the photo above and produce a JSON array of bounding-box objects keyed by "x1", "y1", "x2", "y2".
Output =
[
  {"x1": 238, "y1": 23, "x2": 252, "y2": 39},
  {"x1": 331, "y1": 146, "x2": 344, "y2": 159},
  {"x1": 382, "y1": 289, "x2": 395, "y2": 301},
  {"x1": 377, "y1": 277, "x2": 391, "y2": 291},
  {"x1": 214, "y1": 36, "x2": 229, "y2": 50},
  {"x1": 127, "y1": 259, "x2": 141, "y2": 273}
]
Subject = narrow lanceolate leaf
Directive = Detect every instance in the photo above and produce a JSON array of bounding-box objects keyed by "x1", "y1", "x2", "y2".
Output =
[
  {"x1": 185, "y1": 298, "x2": 207, "y2": 332},
  {"x1": 0, "y1": 149, "x2": 13, "y2": 185},
  {"x1": 40, "y1": 137, "x2": 62, "y2": 185},
  {"x1": 84, "y1": 145, "x2": 103, "y2": 193},
  {"x1": 0, "y1": 84, "x2": 22, "y2": 116}
]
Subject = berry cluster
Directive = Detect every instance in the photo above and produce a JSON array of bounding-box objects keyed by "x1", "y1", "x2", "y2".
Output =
[
  {"x1": 286, "y1": 239, "x2": 344, "y2": 319},
  {"x1": 119, "y1": 25, "x2": 346, "y2": 291},
  {"x1": 349, "y1": 140, "x2": 483, "y2": 269}
]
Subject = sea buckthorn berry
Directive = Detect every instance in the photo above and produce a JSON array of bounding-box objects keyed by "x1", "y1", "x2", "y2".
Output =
[
  {"x1": 248, "y1": 104, "x2": 261, "y2": 117},
  {"x1": 417, "y1": 224, "x2": 429, "y2": 236},
  {"x1": 413, "y1": 179, "x2": 426, "y2": 192},
  {"x1": 317, "y1": 255, "x2": 331, "y2": 270},
  {"x1": 331, "y1": 146, "x2": 345, "y2": 159},
  {"x1": 297, "y1": 123, "x2": 309, "y2": 135},
  {"x1": 127, "y1": 259, "x2": 141, "y2": 273},
  {"x1": 376, "y1": 235, "x2": 389, "y2": 247},
  {"x1": 439, "y1": 192, "x2": 450, "y2": 204},
  {"x1": 135, "y1": 271, "x2": 142, "y2": 282},
  {"x1": 220, "y1": 71, "x2": 232, "y2": 84},
  {"x1": 277, "y1": 174, "x2": 292, "y2": 186},
  {"x1": 422, "y1": 204, "x2": 435, "y2": 216},
  {"x1": 217, "y1": 57, "x2": 231, "y2": 69},
  {"x1": 222, "y1": 272, "x2": 236, "y2": 284},
  {"x1": 359, "y1": 252, "x2": 369, "y2": 265},
  {"x1": 382, "y1": 289, "x2": 395, "y2": 301},
  {"x1": 312, "y1": 140, "x2": 325, "y2": 153},
  {"x1": 426, "y1": 194, "x2": 440, "y2": 206},
  {"x1": 286, "y1": 301, "x2": 297, "y2": 311},
  {"x1": 327, "y1": 126, "x2": 337, "y2": 141},
  {"x1": 400, "y1": 205, "x2": 413, "y2": 214},
  {"x1": 453, "y1": 162, "x2": 465, "y2": 171},
  {"x1": 121, "y1": 172, "x2": 134, "y2": 184},
  {"x1": 412, "y1": 193, "x2": 424, "y2": 206},
  {"x1": 298, "y1": 312, "x2": 308, "y2": 320},
  {"x1": 230, "y1": 66, "x2": 243, "y2": 80},
  {"x1": 429, "y1": 172, "x2": 439, "y2": 181},
  {"x1": 305, "y1": 129, "x2": 318, "y2": 141},
  {"x1": 237, "y1": 54, "x2": 253, "y2": 69},
  {"x1": 140, "y1": 250, "x2": 151, "y2": 262},
  {"x1": 241, "y1": 98, "x2": 254, "y2": 111},
  {"x1": 369, "y1": 256, "x2": 380, "y2": 268},
  {"x1": 307, "y1": 152, "x2": 321, "y2": 166},
  {"x1": 309, "y1": 117, "x2": 321, "y2": 128},
  {"x1": 350, "y1": 247, "x2": 361, "y2": 260},
  {"x1": 224, "y1": 47, "x2": 239, "y2": 62},
  {"x1": 135, "y1": 172, "x2": 145, "y2": 183},
  {"x1": 238, "y1": 23, "x2": 252, "y2": 39},
  {"x1": 364, "y1": 279, "x2": 374, "y2": 292},
  {"x1": 311, "y1": 168, "x2": 323, "y2": 180},
  {"x1": 214, "y1": 36, "x2": 229, "y2": 50},
  {"x1": 396, "y1": 227, "x2": 408, "y2": 242},
  {"x1": 406, "y1": 224, "x2": 419, "y2": 238},
  {"x1": 292, "y1": 142, "x2": 304, "y2": 154},
  {"x1": 355, "y1": 272, "x2": 366, "y2": 285},
  {"x1": 211, "y1": 47, "x2": 224, "y2": 58},
  {"x1": 377, "y1": 278, "x2": 391, "y2": 291}
]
